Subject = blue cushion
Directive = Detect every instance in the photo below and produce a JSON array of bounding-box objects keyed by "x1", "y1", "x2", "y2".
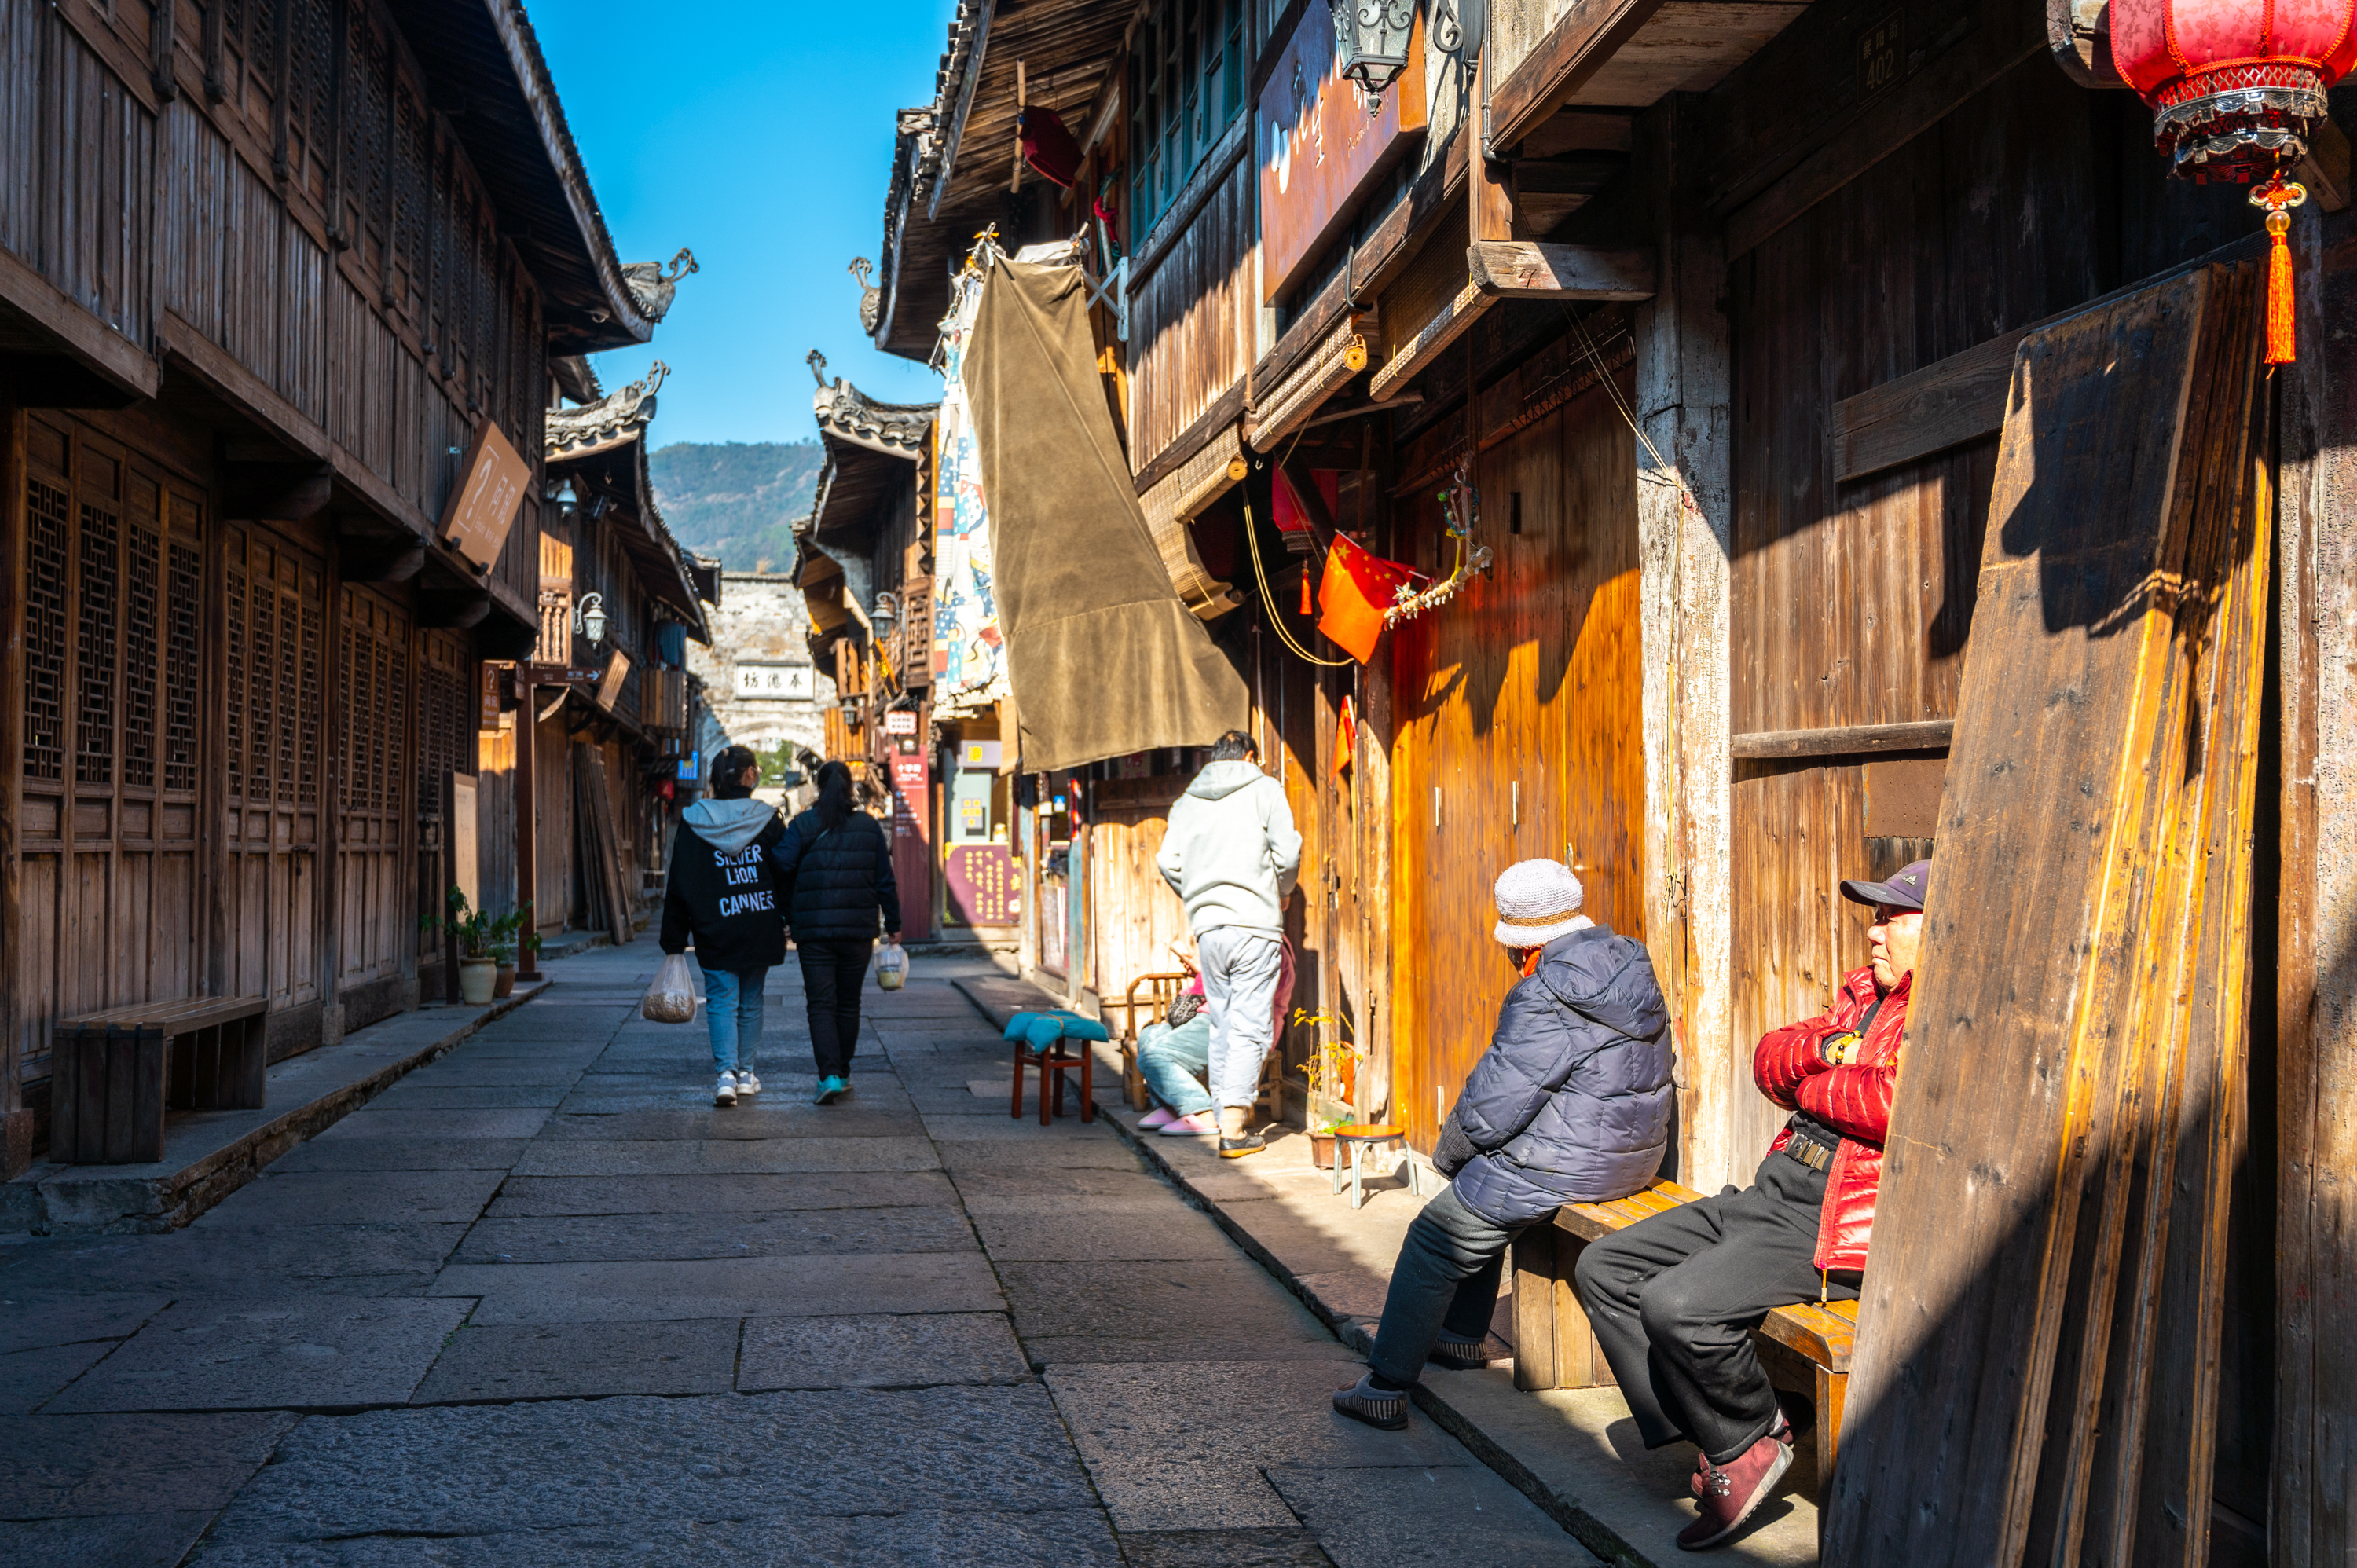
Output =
[
  {"x1": 1003, "y1": 1012, "x2": 1045, "y2": 1042},
  {"x1": 1056, "y1": 1016, "x2": 1110, "y2": 1043},
  {"x1": 1021, "y1": 1016, "x2": 1067, "y2": 1050}
]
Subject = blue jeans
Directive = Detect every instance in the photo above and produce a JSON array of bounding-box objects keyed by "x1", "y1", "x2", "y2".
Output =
[
  {"x1": 1137, "y1": 1015, "x2": 1215, "y2": 1116},
  {"x1": 701, "y1": 965, "x2": 766, "y2": 1075}
]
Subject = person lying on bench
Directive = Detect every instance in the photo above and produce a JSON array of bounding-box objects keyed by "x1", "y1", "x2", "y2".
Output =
[
  {"x1": 1332, "y1": 859, "x2": 1673, "y2": 1431},
  {"x1": 1573, "y1": 859, "x2": 1927, "y2": 1552}
]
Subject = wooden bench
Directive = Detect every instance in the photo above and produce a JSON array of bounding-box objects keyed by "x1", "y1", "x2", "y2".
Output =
[
  {"x1": 51, "y1": 996, "x2": 269, "y2": 1164},
  {"x1": 1105, "y1": 971, "x2": 1285, "y2": 1120},
  {"x1": 1511, "y1": 1177, "x2": 1858, "y2": 1541}
]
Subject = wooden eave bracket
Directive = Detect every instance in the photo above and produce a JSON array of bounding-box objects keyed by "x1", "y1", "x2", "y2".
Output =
[
  {"x1": 1485, "y1": 0, "x2": 1667, "y2": 157},
  {"x1": 1467, "y1": 240, "x2": 1656, "y2": 302}
]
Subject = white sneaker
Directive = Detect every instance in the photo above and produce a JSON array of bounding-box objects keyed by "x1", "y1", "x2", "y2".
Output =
[
  {"x1": 713, "y1": 1074, "x2": 737, "y2": 1107},
  {"x1": 735, "y1": 1070, "x2": 762, "y2": 1097}
]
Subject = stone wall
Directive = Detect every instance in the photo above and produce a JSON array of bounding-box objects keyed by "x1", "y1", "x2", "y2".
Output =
[{"x1": 687, "y1": 573, "x2": 835, "y2": 810}]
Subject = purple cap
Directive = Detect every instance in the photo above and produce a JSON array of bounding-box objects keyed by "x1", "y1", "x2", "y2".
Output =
[{"x1": 1840, "y1": 859, "x2": 1930, "y2": 912}]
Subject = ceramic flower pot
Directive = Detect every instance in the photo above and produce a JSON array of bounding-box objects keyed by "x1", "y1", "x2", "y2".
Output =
[
  {"x1": 459, "y1": 958, "x2": 498, "y2": 1005},
  {"x1": 1310, "y1": 1132, "x2": 1337, "y2": 1170},
  {"x1": 493, "y1": 963, "x2": 516, "y2": 998}
]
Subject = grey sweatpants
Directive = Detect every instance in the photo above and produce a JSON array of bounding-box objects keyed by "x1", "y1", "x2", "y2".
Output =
[{"x1": 1196, "y1": 926, "x2": 1285, "y2": 1110}]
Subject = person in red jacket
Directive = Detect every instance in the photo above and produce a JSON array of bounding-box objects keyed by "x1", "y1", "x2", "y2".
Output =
[{"x1": 1571, "y1": 859, "x2": 1928, "y2": 1551}]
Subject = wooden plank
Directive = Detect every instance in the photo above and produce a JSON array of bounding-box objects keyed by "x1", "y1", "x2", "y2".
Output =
[
  {"x1": 1730, "y1": 720, "x2": 1952, "y2": 760},
  {"x1": 1467, "y1": 240, "x2": 1657, "y2": 301},
  {"x1": 1131, "y1": 377, "x2": 1249, "y2": 495},
  {"x1": 1823, "y1": 260, "x2": 2268, "y2": 1566},
  {"x1": 1511, "y1": 1225, "x2": 1561, "y2": 1390},
  {"x1": 0, "y1": 245, "x2": 163, "y2": 402},
  {"x1": 1831, "y1": 328, "x2": 2025, "y2": 484},
  {"x1": 1487, "y1": 0, "x2": 1670, "y2": 157},
  {"x1": 1369, "y1": 281, "x2": 1494, "y2": 401}
]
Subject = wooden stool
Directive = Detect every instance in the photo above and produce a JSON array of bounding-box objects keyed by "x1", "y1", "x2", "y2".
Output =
[
  {"x1": 1004, "y1": 1012, "x2": 1105, "y2": 1126},
  {"x1": 1329, "y1": 1123, "x2": 1405, "y2": 1210},
  {"x1": 1106, "y1": 973, "x2": 1189, "y2": 1112}
]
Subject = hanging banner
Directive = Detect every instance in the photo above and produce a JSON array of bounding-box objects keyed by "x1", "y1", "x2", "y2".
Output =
[{"x1": 931, "y1": 265, "x2": 1012, "y2": 716}]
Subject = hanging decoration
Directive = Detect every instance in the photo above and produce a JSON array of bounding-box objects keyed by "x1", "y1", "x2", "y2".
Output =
[
  {"x1": 1385, "y1": 460, "x2": 1490, "y2": 628},
  {"x1": 2111, "y1": 0, "x2": 2357, "y2": 363},
  {"x1": 1332, "y1": 695, "x2": 1358, "y2": 779},
  {"x1": 1315, "y1": 532, "x2": 1416, "y2": 664}
]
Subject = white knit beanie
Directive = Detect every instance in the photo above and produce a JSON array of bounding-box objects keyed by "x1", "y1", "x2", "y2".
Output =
[{"x1": 1491, "y1": 859, "x2": 1589, "y2": 948}]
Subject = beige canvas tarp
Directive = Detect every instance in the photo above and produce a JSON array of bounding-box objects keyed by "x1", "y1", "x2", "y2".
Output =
[{"x1": 963, "y1": 260, "x2": 1249, "y2": 772}]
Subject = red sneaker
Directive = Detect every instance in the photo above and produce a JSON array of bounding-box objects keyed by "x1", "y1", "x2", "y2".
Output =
[{"x1": 1677, "y1": 1430, "x2": 1794, "y2": 1550}]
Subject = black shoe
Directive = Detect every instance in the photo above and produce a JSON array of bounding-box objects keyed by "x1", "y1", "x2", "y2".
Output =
[{"x1": 1218, "y1": 1130, "x2": 1266, "y2": 1159}]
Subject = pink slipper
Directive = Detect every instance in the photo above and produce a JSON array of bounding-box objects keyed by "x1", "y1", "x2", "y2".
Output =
[
  {"x1": 1138, "y1": 1106, "x2": 1178, "y2": 1130},
  {"x1": 1160, "y1": 1111, "x2": 1219, "y2": 1136}
]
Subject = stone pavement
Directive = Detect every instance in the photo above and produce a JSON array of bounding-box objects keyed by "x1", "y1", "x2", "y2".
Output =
[{"x1": 0, "y1": 943, "x2": 1600, "y2": 1566}]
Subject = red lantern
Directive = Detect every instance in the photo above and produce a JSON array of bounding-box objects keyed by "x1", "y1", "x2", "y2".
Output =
[
  {"x1": 2110, "y1": 1, "x2": 2357, "y2": 182},
  {"x1": 2111, "y1": 1, "x2": 2357, "y2": 363}
]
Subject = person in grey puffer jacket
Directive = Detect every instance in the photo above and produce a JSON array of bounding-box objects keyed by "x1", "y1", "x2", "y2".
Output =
[{"x1": 1333, "y1": 858, "x2": 1673, "y2": 1431}]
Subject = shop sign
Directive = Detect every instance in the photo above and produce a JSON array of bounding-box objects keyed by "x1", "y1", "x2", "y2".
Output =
[
  {"x1": 1257, "y1": 0, "x2": 1427, "y2": 301},
  {"x1": 735, "y1": 663, "x2": 814, "y2": 699},
  {"x1": 438, "y1": 419, "x2": 531, "y2": 570},
  {"x1": 885, "y1": 710, "x2": 919, "y2": 735},
  {"x1": 959, "y1": 739, "x2": 1002, "y2": 771},
  {"x1": 478, "y1": 661, "x2": 506, "y2": 731},
  {"x1": 946, "y1": 844, "x2": 1022, "y2": 925}
]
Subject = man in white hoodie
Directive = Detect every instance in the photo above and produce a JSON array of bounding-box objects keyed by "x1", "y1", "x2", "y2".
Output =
[{"x1": 1154, "y1": 729, "x2": 1303, "y2": 1158}]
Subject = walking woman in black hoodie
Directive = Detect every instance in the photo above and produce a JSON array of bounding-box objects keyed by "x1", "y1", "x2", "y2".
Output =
[
  {"x1": 769, "y1": 760, "x2": 901, "y2": 1105},
  {"x1": 659, "y1": 745, "x2": 787, "y2": 1107}
]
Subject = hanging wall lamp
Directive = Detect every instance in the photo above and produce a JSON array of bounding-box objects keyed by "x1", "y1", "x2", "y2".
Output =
[
  {"x1": 1338, "y1": 0, "x2": 1417, "y2": 108},
  {"x1": 575, "y1": 592, "x2": 608, "y2": 648}
]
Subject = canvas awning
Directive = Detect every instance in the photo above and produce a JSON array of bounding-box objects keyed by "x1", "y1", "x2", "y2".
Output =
[{"x1": 963, "y1": 260, "x2": 1249, "y2": 772}]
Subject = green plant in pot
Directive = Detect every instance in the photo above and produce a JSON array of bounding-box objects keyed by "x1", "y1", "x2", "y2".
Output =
[{"x1": 428, "y1": 887, "x2": 500, "y2": 1006}]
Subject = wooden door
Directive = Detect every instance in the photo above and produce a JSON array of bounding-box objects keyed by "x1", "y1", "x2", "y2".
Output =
[
  {"x1": 14, "y1": 416, "x2": 208, "y2": 1086},
  {"x1": 218, "y1": 521, "x2": 327, "y2": 1038},
  {"x1": 414, "y1": 627, "x2": 478, "y2": 984},
  {"x1": 334, "y1": 584, "x2": 413, "y2": 1017},
  {"x1": 1388, "y1": 372, "x2": 1644, "y2": 1152}
]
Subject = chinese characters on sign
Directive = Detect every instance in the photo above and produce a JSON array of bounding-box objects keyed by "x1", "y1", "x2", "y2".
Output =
[
  {"x1": 479, "y1": 661, "x2": 505, "y2": 731},
  {"x1": 945, "y1": 845, "x2": 1021, "y2": 925},
  {"x1": 884, "y1": 710, "x2": 918, "y2": 735},
  {"x1": 734, "y1": 663, "x2": 815, "y2": 699},
  {"x1": 890, "y1": 754, "x2": 929, "y2": 841}
]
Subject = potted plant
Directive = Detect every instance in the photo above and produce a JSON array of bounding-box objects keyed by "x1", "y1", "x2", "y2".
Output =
[
  {"x1": 1292, "y1": 1007, "x2": 1361, "y2": 1169},
  {"x1": 486, "y1": 907, "x2": 523, "y2": 998},
  {"x1": 429, "y1": 887, "x2": 499, "y2": 1005}
]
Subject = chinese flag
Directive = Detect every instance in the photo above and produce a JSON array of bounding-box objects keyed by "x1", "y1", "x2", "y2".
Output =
[
  {"x1": 1315, "y1": 533, "x2": 1412, "y2": 665},
  {"x1": 1332, "y1": 695, "x2": 1357, "y2": 778}
]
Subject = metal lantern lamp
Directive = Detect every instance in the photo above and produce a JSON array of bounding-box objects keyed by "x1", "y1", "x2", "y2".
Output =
[
  {"x1": 871, "y1": 591, "x2": 900, "y2": 644},
  {"x1": 548, "y1": 476, "x2": 577, "y2": 509},
  {"x1": 1337, "y1": 0, "x2": 1417, "y2": 109},
  {"x1": 575, "y1": 591, "x2": 608, "y2": 648},
  {"x1": 2111, "y1": 0, "x2": 2357, "y2": 364}
]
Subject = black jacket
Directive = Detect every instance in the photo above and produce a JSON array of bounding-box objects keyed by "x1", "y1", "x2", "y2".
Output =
[
  {"x1": 659, "y1": 808, "x2": 788, "y2": 973},
  {"x1": 769, "y1": 808, "x2": 903, "y2": 941}
]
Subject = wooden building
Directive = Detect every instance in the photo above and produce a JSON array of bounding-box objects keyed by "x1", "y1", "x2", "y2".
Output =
[
  {"x1": 539, "y1": 357, "x2": 717, "y2": 944},
  {"x1": 795, "y1": 354, "x2": 940, "y2": 936},
  {"x1": 870, "y1": 0, "x2": 2357, "y2": 1557},
  {"x1": 0, "y1": 0, "x2": 684, "y2": 1171}
]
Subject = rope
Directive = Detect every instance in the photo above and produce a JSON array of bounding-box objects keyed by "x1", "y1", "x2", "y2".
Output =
[{"x1": 1244, "y1": 500, "x2": 1354, "y2": 667}]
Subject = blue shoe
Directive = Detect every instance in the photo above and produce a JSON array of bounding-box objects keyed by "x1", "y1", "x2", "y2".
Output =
[{"x1": 814, "y1": 1075, "x2": 849, "y2": 1105}]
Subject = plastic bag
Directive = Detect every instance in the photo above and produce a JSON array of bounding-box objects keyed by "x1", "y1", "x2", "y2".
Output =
[
  {"x1": 641, "y1": 953, "x2": 698, "y2": 1023},
  {"x1": 874, "y1": 942, "x2": 908, "y2": 991}
]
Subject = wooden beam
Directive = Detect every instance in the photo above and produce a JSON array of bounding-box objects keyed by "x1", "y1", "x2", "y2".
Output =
[
  {"x1": 2296, "y1": 115, "x2": 2352, "y2": 214},
  {"x1": 1370, "y1": 280, "x2": 1494, "y2": 402},
  {"x1": 1831, "y1": 328, "x2": 2025, "y2": 483},
  {"x1": 221, "y1": 461, "x2": 335, "y2": 526},
  {"x1": 1468, "y1": 240, "x2": 1656, "y2": 301},
  {"x1": 1486, "y1": 0, "x2": 1669, "y2": 158},
  {"x1": 1728, "y1": 719, "x2": 1953, "y2": 760},
  {"x1": 1722, "y1": 25, "x2": 2045, "y2": 259},
  {"x1": 1131, "y1": 376, "x2": 1250, "y2": 496},
  {"x1": 0, "y1": 248, "x2": 160, "y2": 402}
]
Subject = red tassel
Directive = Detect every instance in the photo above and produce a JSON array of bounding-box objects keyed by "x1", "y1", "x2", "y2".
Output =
[
  {"x1": 1300, "y1": 569, "x2": 1314, "y2": 617},
  {"x1": 2253, "y1": 176, "x2": 2308, "y2": 368}
]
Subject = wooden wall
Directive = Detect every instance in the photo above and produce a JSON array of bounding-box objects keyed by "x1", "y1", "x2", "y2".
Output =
[
  {"x1": 1722, "y1": 56, "x2": 2254, "y2": 1164},
  {"x1": 1126, "y1": 145, "x2": 1255, "y2": 472},
  {"x1": 1387, "y1": 368, "x2": 1644, "y2": 1152}
]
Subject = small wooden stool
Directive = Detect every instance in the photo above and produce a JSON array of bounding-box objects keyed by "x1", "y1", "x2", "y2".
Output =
[
  {"x1": 1329, "y1": 1123, "x2": 1405, "y2": 1210},
  {"x1": 1004, "y1": 1012, "x2": 1106, "y2": 1126}
]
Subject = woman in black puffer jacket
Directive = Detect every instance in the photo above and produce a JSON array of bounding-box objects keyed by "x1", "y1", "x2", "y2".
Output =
[
  {"x1": 768, "y1": 760, "x2": 902, "y2": 1104},
  {"x1": 1331, "y1": 857, "x2": 1673, "y2": 1432}
]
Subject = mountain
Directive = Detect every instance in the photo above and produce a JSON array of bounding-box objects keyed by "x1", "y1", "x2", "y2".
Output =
[{"x1": 647, "y1": 441, "x2": 827, "y2": 573}]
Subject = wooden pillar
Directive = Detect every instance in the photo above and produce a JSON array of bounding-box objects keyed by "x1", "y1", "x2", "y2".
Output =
[
  {"x1": 2271, "y1": 187, "x2": 2357, "y2": 1568},
  {"x1": 1631, "y1": 93, "x2": 1736, "y2": 1192},
  {"x1": 514, "y1": 669, "x2": 537, "y2": 980},
  {"x1": 0, "y1": 408, "x2": 26, "y2": 1175}
]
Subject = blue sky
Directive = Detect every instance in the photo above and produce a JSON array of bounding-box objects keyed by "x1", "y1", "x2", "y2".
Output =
[{"x1": 533, "y1": 0, "x2": 959, "y2": 446}]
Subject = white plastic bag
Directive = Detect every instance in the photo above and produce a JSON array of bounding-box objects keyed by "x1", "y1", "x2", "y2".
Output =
[
  {"x1": 874, "y1": 942, "x2": 908, "y2": 991},
  {"x1": 642, "y1": 953, "x2": 698, "y2": 1023}
]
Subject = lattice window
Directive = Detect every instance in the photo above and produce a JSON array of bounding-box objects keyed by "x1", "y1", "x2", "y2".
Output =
[
  {"x1": 226, "y1": 563, "x2": 248, "y2": 800},
  {"x1": 24, "y1": 477, "x2": 70, "y2": 783},
  {"x1": 290, "y1": 0, "x2": 335, "y2": 181},
  {"x1": 343, "y1": 1, "x2": 390, "y2": 262},
  {"x1": 249, "y1": 571, "x2": 276, "y2": 801},
  {"x1": 385, "y1": 639, "x2": 409, "y2": 814},
  {"x1": 276, "y1": 595, "x2": 299, "y2": 797},
  {"x1": 124, "y1": 524, "x2": 160, "y2": 789},
  {"x1": 75, "y1": 502, "x2": 119, "y2": 788},
  {"x1": 166, "y1": 540, "x2": 203, "y2": 793},
  {"x1": 299, "y1": 600, "x2": 323, "y2": 804},
  {"x1": 392, "y1": 79, "x2": 427, "y2": 317}
]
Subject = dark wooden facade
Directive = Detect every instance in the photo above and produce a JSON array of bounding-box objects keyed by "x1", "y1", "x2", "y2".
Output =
[{"x1": 0, "y1": 0, "x2": 665, "y2": 1168}]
